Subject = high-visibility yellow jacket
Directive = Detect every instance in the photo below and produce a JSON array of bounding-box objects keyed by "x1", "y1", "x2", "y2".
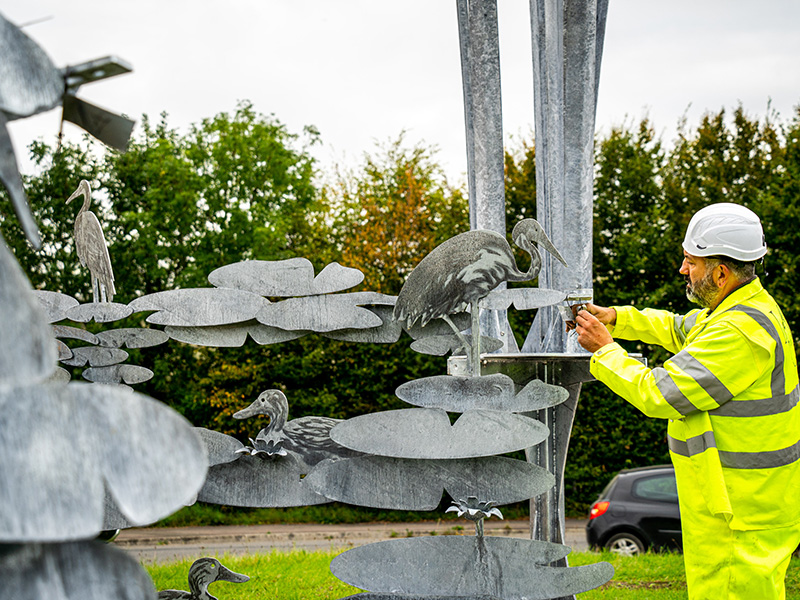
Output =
[{"x1": 590, "y1": 278, "x2": 800, "y2": 530}]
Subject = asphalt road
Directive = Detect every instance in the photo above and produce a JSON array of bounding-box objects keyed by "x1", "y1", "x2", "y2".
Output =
[{"x1": 116, "y1": 519, "x2": 589, "y2": 563}]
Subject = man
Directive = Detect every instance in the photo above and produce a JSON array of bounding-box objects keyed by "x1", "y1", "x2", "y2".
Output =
[{"x1": 576, "y1": 202, "x2": 800, "y2": 599}]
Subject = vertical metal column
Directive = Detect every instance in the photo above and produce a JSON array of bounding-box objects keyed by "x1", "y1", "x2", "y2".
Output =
[
  {"x1": 523, "y1": 0, "x2": 608, "y2": 354},
  {"x1": 456, "y1": 0, "x2": 518, "y2": 353}
]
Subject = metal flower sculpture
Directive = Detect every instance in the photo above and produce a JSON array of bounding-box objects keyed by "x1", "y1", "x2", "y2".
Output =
[
  {"x1": 446, "y1": 496, "x2": 503, "y2": 538},
  {"x1": 157, "y1": 557, "x2": 249, "y2": 600}
]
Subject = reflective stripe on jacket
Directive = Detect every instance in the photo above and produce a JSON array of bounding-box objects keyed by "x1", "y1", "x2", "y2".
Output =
[{"x1": 590, "y1": 278, "x2": 800, "y2": 530}]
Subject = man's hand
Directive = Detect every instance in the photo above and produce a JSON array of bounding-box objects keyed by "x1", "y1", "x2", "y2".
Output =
[
  {"x1": 584, "y1": 303, "x2": 616, "y2": 326},
  {"x1": 576, "y1": 308, "x2": 614, "y2": 353}
]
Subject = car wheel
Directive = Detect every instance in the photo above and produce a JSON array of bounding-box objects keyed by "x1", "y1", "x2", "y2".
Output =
[{"x1": 605, "y1": 532, "x2": 646, "y2": 556}]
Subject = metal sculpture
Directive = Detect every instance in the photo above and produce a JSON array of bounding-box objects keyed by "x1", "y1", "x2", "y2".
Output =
[
  {"x1": 0, "y1": 12, "x2": 134, "y2": 247},
  {"x1": 306, "y1": 456, "x2": 555, "y2": 511},
  {"x1": 66, "y1": 180, "x2": 116, "y2": 303},
  {"x1": 395, "y1": 373, "x2": 569, "y2": 412},
  {"x1": 1, "y1": 541, "x2": 156, "y2": 600},
  {"x1": 331, "y1": 522, "x2": 613, "y2": 599},
  {"x1": 330, "y1": 408, "x2": 548, "y2": 459},
  {"x1": 446, "y1": 496, "x2": 503, "y2": 538},
  {"x1": 157, "y1": 557, "x2": 249, "y2": 600},
  {"x1": 393, "y1": 218, "x2": 567, "y2": 375},
  {"x1": 233, "y1": 389, "x2": 361, "y2": 467}
]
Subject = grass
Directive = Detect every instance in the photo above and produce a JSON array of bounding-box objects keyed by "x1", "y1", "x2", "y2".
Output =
[
  {"x1": 155, "y1": 500, "x2": 532, "y2": 527},
  {"x1": 145, "y1": 549, "x2": 800, "y2": 599}
]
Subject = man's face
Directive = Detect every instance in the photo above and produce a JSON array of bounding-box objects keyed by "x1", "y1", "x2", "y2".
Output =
[{"x1": 680, "y1": 252, "x2": 719, "y2": 308}]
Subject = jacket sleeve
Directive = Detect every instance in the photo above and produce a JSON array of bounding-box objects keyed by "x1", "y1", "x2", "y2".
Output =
[
  {"x1": 612, "y1": 306, "x2": 703, "y2": 355},
  {"x1": 590, "y1": 319, "x2": 768, "y2": 419}
]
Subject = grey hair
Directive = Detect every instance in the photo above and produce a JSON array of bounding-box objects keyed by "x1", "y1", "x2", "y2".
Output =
[{"x1": 705, "y1": 255, "x2": 757, "y2": 281}]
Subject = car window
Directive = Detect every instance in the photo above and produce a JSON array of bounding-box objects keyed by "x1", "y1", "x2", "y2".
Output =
[{"x1": 631, "y1": 473, "x2": 678, "y2": 503}]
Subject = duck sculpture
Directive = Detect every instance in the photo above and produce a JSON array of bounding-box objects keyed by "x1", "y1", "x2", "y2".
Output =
[
  {"x1": 157, "y1": 557, "x2": 249, "y2": 600},
  {"x1": 394, "y1": 218, "x2": 567, "y2": 374},
  {"x1": 234, "y1": 389, "x2": 361, "y2": 468}
]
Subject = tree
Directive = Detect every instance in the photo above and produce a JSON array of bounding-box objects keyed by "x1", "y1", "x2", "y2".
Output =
[{"x1": 328, "y1": 134, "x2": 469, "y2": 294}]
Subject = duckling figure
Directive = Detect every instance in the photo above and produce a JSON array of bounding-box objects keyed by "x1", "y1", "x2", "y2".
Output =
[
  {"x1": 233, "y1": 389, "x2": 362, "y2": 468},
  {"x1": 157, "y1": 557, "x2": 249, "y2": 600}
]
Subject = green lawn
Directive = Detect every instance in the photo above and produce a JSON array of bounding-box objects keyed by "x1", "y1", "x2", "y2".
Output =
[{"x1": 145, "y1": 549, "x2": 800, "y2": 599}]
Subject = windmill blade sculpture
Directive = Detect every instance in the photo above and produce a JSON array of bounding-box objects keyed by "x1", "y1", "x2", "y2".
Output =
[{"x1": 0, "y1": 11, "x2": 134, "y2": 248}]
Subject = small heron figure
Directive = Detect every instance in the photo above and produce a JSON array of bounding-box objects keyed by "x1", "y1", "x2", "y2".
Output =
[
  {"x1": 393, "y1": 218, "x2": 567, "y2": 374},
  {"x1": 67, "y1": 180, "x2": 115, "y2": 303},
  {"x1": 234, "y1": 389, "x2": 361, "y2": 468},
  {"x1": 157, "y1": 557, "x2": 249, "y2": 600}
]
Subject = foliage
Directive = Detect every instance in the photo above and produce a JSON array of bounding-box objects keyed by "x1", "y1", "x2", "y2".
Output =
[{"x1": 328, "y1": 133, "x2": 468, "y2": 294}]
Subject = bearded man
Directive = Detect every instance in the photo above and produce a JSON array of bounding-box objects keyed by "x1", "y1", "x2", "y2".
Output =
[{"x1": 576, "y1": 203, "x2": 800, "y2": 599}]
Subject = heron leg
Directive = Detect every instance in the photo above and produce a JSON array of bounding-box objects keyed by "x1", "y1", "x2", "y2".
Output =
[
  {"x1": 442, "y1": 314, "x2": 473, "y2": 369},
  {"x1": 470, "y1": 302, "x2": 481, "y2": 376},
  {"x1": 91, "y1": 275, "x2": 99, "y2": 304}
]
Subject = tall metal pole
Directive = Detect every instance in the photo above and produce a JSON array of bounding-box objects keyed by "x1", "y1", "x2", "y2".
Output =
[
  {"x1": 457, "y1": 0, "x2": 517, "y2": 353},
  {"x1": 523, "y1": 0, "x2": 608, "y2": 354}
]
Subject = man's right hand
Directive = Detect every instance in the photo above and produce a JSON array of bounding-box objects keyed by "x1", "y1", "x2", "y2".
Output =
[{"x1": 584, "y1": 303, "x2": 617, "y2": 326}]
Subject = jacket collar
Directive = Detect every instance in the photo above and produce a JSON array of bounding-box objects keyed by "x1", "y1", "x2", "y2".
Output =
[{"x1": 710, "y1": 276, "x2": 763, "y2": 315}]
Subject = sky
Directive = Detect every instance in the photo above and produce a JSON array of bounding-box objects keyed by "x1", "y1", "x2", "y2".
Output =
[{"x1": 3, "y1": 0, "x2": 800, "y2": 186}]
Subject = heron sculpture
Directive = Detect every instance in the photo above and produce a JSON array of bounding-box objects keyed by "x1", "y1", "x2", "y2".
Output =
[
  {"x1": 67, "y1": 180, "x2": 116, "y2": 303},
  {"x1": 157, "y1": 557, "x2": 249, "y2": 600},
  {"x1": 393, "y1": 218, "x2": 567, "y2": 374},
  {"x1": 234, "y1": 389, "x2": 362, "y2": 469}
]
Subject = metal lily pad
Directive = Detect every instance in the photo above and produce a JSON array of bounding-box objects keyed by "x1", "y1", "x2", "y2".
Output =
[
  {"x1": 83, "y1": 364, "x2": 154, "y2": 385},
  {"x1": 66, "y1": 302, "x2": 133, "y2": 323},
  {"x1": 330, "y1": 409, "x2": 548, "y2": 459},
  {"x1": 95, "y1": 328, "x2": 169, "y2": 349},
  {"x1": 34, "y1": 290, "x2": 80, "y2": 323},
  {"x1": 410, "y1": 334, "x2": 503, "y2": 357},
  {"x1": 55, "y1": 339, "x2": 73, "y2": 361},
  {"x1": 395, "y1": 374, "x2": 569, "y2": 412},
  {"x1": 60, "y1": 346, "x2": 129, "y2": 367},
  {"x1": 208, "y1": 257, "x2": 364, "y2": 296},
  {"x1": 53, "y1": 324, "x2": 99, "y2": 344},
  {"x1": 305, "y1": 456, "x2": 555, "y2": 510},
  {"x1": 0, "y1": 382, "x2": 207, "y2": 542},
  {"x1": 0, "y1": 541, "x2": 156, "y2": 600},
  {"x1": 256, "y1": 292, "x2": 394, "y2": 333},
  {"x1": 195, "y1": 428, "x2": 245, "y2": 466},
  {"x1": 197, "y1": 453, "x2": 331, "y2": 508},
  {"x1": 331, "y1": 537, "x2": 614, "y2": 599},
  {"x1": 0, "y1": 243, "x2": 57, "y2": 385},
  {"x1": 128, "y1": 288, "x2": 268, "y2": 326},
  {"x1": 479, "y1": 287, "x2": 566, "y2": 311},
  {"x1": 48, "y1": 366, "x2": 71, "y2": 383},
  {"x1": 164, "y1": 322, "x2": 307, "y2": 347},
  {"x1": 405, "y1": 312, "x2": 470, "y2": 340},
  {"x1": 323, "y1": 305, "x2": 403, "y2": 344}
]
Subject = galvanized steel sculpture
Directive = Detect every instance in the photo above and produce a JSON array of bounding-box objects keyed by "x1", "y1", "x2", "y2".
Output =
[
  {"x1": 157, "y1": 557, "x2": 249, "y2": 600},
  {"x1": 393, "y1": 218, "x2": 567, "y2": 375},
  {"x1": 67, "y1": 180, "x2": 116, "y2": 303},
  {"x1": 0, "y1": 11, "x2": 134, "y2": 248},
  {"x1": 233, "y1": 389, "x2": 361, "y2": 466}
]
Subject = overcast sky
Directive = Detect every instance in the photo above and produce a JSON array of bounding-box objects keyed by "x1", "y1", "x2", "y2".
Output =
[{"x1": 3, "y1": 0, "x2": 799, "y2": 185}]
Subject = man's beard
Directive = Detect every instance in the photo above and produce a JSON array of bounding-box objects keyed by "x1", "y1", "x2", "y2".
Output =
[{"x1": 686, "y1": 270, "x2": 719, "y2": 308}]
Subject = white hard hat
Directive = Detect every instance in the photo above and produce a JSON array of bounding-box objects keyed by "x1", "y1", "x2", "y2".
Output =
[{"x1": 682, "y1": 203, "x2": 767, "y2": 262}]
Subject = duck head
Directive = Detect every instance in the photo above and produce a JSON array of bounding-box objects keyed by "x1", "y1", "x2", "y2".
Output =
[
  {"x1": 233, "y1": 389, "x2": 289, "y2": 430},
  {"x1": 187, "y1": 557, "x2": 249, "y2": 600}
]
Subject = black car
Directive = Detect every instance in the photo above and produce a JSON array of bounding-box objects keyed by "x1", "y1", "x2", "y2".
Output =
[{"x1": 585, "y1": 464, "x2": 681, "y2": 555}]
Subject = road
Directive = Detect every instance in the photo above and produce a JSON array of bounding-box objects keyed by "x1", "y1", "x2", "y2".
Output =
[{"x1": 116, "y1": 519, "x2": 589, "y2": 563}]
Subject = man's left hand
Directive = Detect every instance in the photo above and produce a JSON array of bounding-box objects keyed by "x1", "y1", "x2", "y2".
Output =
[{"x1": 576, "y1": 309, "x2": 614, "y2": 353}]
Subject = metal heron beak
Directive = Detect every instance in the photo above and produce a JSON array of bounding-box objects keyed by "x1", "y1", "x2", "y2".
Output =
[{"x1": 66, "y1": 182, "x2": 87, "y2": 204}]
